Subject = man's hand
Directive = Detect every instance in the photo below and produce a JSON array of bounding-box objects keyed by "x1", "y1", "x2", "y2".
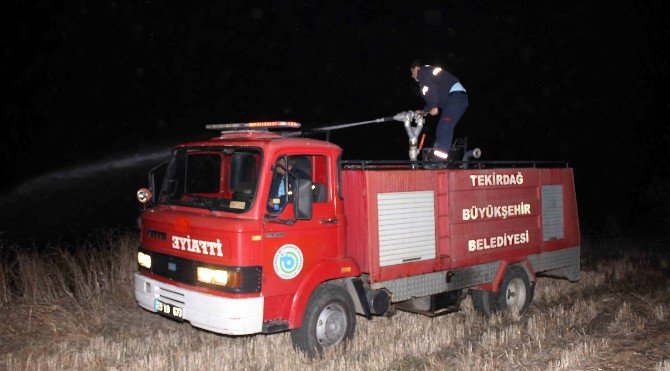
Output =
[{"x1": 428, "y1": 107, "x2": 439, "y2": 116}]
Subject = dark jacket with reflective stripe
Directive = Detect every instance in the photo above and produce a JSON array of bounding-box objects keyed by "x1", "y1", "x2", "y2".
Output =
[{"x1": 417, "y1": 66, "x2": 460, "y2": 112}]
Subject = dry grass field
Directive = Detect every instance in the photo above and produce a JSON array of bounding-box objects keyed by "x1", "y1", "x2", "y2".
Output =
[{"x1": 1, "y1": 231, "x2": 669, "y2": 370}]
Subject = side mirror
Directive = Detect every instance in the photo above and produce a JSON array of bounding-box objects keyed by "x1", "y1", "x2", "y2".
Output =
[
  {"x1": 293, "y1": 178, "x2": 313, "y2": 220},
  {"x1": 148, "y1": 162, "x2": 168, "y2": 204}
]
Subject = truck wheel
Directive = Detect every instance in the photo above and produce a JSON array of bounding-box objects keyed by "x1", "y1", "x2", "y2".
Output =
[
  {"x1": 471, "y1": 289, "x2": 497, "y2": 315},
  {"x1": 495, "y1": 266, "x2": 534, "y2": 315},
  {"x1": 290, "y1": 284, "x2": 356, "y2": 357}
]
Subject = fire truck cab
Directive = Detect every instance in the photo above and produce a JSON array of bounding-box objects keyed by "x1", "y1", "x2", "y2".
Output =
[{"x1": 134, "y1": 122, "x2": 580, "y2": 356}]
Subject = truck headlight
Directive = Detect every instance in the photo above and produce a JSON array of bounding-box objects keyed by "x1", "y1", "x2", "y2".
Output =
[
  {"x1": 138, "y1": 251, "x2": 152, "y2": 269},
  {"x1": 197, "y1": 267, "x2": 241, "y2": 287}
]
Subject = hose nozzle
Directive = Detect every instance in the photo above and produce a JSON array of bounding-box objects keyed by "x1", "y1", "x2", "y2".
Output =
[{"x1": 393, "y1": 110, "x2": 419, "y2": 123}]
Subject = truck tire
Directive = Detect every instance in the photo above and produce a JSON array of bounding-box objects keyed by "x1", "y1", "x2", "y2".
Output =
[
  {"x1": 494, "y1": 265, "x2": 534, "y2": 315},
  {"x1": 290, "y1": 284, "x2": 356, "y2": 357},
  {"x1": 471, "y1": 289, "x2": 497, "y2": 315}
]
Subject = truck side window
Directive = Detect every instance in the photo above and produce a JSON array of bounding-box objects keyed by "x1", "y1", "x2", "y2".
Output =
[
  {"x1": 266, "y1": 155, "x2": 329, "y2": 213},
  {"x1": 267, "y1": 156, "x2": 290, "y2": 213}
]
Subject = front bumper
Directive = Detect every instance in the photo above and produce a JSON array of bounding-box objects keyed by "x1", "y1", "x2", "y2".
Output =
[{"x1": 134, "y1": 272, "x2": 263, "y2": 335}]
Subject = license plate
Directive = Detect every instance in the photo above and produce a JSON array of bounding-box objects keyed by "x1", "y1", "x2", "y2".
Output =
[{"x1": 154, "y1": 299, "x2": 184, "y2": 322}]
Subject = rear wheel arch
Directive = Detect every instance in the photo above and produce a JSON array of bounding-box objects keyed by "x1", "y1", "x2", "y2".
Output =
[
  {"x1": 518, "y1": 259, "x2": 537, "y2": 282},
  {"x1": 472, "y1": 263, "x2": 535, "y2": 316},
  {"x1": 490, "y1": 260, "x2": 536, "y2": 291}
]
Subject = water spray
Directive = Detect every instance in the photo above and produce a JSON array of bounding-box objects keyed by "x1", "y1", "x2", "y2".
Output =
[{"x1": 0, "y1": 149, "x2": 171, "y2": 205}]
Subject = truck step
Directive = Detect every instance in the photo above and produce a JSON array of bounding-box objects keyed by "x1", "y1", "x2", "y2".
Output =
[{"x1": 396, "y1": 305, "x2": 460, "y2": 318}]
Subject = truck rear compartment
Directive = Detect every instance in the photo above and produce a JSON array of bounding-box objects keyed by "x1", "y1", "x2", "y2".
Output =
[{"x1": 341, "y1": 167, "x2": 580, "y2": 286}]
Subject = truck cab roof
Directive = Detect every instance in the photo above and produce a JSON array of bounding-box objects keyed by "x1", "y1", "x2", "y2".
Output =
[{"x1": 178, "y1": 130, "x2": 342, "y2": 154}]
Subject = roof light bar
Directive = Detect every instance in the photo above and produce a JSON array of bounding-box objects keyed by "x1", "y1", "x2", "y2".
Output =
[{"x1": 206, "y1": 121, "x2": 301, "y2": 130}]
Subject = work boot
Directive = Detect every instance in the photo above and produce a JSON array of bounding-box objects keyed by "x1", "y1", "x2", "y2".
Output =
[
  {"x1": 422, "y1": 149, "x2": 449, "y2": 169},
  {"x1": 431, "y1": 149, "x2": 450, "y2": 161}
]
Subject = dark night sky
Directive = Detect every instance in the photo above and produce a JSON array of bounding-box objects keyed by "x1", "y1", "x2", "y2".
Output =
[{"x1": 1, "y1": 1, "x2": 669, "y2": 240}]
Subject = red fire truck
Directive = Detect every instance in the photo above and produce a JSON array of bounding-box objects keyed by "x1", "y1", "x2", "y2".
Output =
[{"x1": 134, "y1": 120, "x2": 580, "y2": 356}]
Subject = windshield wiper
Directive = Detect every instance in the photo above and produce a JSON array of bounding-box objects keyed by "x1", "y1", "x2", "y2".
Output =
[
  {"x1": 177, "y1": 197, "x2": 217, "y2": 211},
  {"x1": 264, "y1": 214, "x2": 296, "y2": 226}
]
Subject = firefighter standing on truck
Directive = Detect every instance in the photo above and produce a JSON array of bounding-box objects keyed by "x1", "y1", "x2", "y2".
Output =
[{"x1": 411, "y1": 59, "x2": 468, "y2": 161}]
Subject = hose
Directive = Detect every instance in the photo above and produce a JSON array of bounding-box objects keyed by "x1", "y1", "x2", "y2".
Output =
[
  {"x1": 312, "y1": 116, "x2": 395, "y2": 132},
  {"x1": 312, "y1": 110, "x2": 426, "y2": 132}
]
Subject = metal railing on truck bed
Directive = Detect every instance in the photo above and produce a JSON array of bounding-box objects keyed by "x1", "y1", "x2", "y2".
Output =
[{"x1": 341, "y1": 160, "x2": 569, "y2": 171}]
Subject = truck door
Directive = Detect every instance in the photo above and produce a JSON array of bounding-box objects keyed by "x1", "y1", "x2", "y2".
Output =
[{"x1": 262, "y1": 154, "x2": 340, "y2": 299}]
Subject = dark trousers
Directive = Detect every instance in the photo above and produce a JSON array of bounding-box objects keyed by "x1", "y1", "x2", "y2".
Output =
[{"x1": 434, "y1": 92, "x2": 469, "y2": 153}]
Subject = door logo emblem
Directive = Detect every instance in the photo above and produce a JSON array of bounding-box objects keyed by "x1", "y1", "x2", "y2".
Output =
[{"x1": 273, "y1": 244, "x2": 304, "y2": 280}]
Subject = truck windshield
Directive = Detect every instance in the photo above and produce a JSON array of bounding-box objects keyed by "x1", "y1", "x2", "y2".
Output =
[{"x1": 158, "y1": 146, "x2": 262, "y2": 213}]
